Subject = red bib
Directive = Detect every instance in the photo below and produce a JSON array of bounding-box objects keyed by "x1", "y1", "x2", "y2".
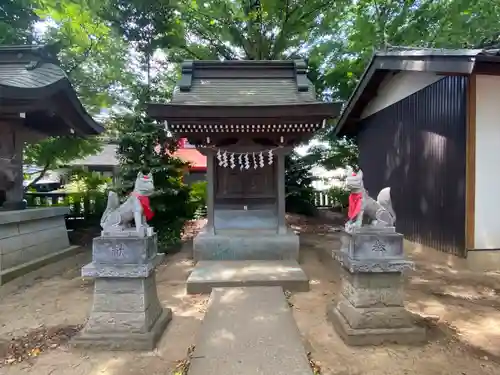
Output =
[
  {"x1": 132, "y1": 192, "x2": 154, "y2": 221},
  {"x1": 347, "y1": 192, "x2": 363, "y2": 220}
]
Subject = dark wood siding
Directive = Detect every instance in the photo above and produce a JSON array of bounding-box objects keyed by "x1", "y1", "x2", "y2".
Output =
[{"x1": 356, "y1": 76, "x2": 467, "y2": 256}]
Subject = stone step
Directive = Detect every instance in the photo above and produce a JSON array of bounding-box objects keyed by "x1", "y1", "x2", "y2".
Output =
[
  {"x1": 186, "y1": 260, "x2": 309, "y2": 294},
  {"x1": 215, "y1": 229, "x2": 281, "y2": 236},
  {"x1": 188, "y1": 287, "x2": 313, "y2": 375}
]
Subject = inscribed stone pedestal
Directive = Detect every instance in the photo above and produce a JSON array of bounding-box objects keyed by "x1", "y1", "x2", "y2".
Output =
[
  {"x1": 328, "y1": 228, "x2": 425, "y2": 346},
  {"x1": 73, "y1": 233, "x2": 171, "y2": 350}
]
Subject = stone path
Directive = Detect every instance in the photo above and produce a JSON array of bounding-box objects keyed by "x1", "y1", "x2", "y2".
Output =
[
  {"x1": 186, "y1": 260, "x2": 309, "y2": 294},
  {"x1": 188, "y1": 287, "x2": 313, "y2": 375}
]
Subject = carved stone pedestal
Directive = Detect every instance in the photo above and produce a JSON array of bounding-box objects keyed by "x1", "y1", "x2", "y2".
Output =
[
  {"x1": 328, "y1": 227, "x2": 425, "y2": 346},
  {"x1": 73, "y1": 233, "x2": 172, "y2": 350}
]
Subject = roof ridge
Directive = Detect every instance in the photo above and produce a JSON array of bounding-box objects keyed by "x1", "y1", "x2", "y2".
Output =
[
  {"x1": 0, "y1": 44, "x2": 61, "y2": 65},
  {"x1": 178, "y1": 59, "x2": 310, "y2": 93},
  {"x1": 188, "y1": 59, "x2": 304, "y2": 68}
]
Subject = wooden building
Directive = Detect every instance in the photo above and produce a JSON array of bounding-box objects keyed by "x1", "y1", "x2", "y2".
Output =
[
  {"x1": 0, "y1": 44, "x2": 103, "y2": 284},
  {"x1": 69, "y1": 140, "x2": 206, "y2": 186},
  {"x1": 148, "y1": 60, "x2": 340, "y2": 261},
  {"x1": 335, "y1": 48, "x2": 500, "y2": 271},
  {"x1": 0, "y1": 44, "x2": 103, "y2": 208},
  {"x1": 173, "y1": 138, "x2": 207, "y2": 184}
]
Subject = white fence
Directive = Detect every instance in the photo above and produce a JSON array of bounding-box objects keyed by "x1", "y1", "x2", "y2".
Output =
[{"x1": 313, "y1": 190, "x2": 332, "y2": 208}]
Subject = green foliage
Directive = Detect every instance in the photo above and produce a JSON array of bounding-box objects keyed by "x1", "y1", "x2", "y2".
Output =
[
  {"x1": 188, "y1": 181, "x2": 207, "y2": 219},
  {"x1": 36, "y1": 0, "x2": 136, "y2": 114},
  {"x1": 25, "y1": 168, "x2": 110, "y2": 224},
  {"x1": 24, "y1": 136, "x2": 102, "y2": 168},
  {"x1": 116, "y1": 113, "x2": 192, "y2": 251},
  {"x1": 328, "y1": 185, "x2": 349, "y2": 211},
  {"x1": 0, "y1": 0, "x2": 39, "y2": 44},
  {"x1": 24, "y1": 136, "x2": 103, "y2": 190},
  {"x1": 310, "y1": 0, "x2": 500, "y2": 104},
  {"x1": 168, "y1": 0, "x2": 351, "y2": 61},
  {"x1": 62, "y1": 169, "x2": 112, "y2": 193},
  {"x1": 285, "y1": 152, "x2": 317, "y2": 216},
  {"x1": 304, "y1": 137, "x2": 359, "y2": 171}
]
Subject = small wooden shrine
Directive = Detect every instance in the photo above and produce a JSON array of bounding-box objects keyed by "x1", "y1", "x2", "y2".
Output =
[{"x1": 148, "y1": 60, "x2": 340, "y2": 260}]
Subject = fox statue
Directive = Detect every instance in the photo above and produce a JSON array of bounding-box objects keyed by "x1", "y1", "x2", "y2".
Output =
[
  {"x1": 100, "y1": 172, "x2": 155, "y2": 236},
  {"x1": 344, "y1": 167, "x2": 396, "y2": 233}
]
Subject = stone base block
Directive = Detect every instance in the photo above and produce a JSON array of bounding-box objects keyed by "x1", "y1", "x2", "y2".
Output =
[
  {"x1": 327, "y1": 304, "x2": 425, "y2": 346},
  {"x1": 92, "y1": 234, "x2": 157, "y2": 264},
  {"x1": 74, "y1": 270, "x2": 171, "y2": 351},
  {"x1": 340, "y1": 270, "x2": 404, "y2": 308},
  {"x1": 336, "y1": 295, "x2": 412, "y2": 329},
  {"x1": 186, "y1": 260, "x2": 309, "y2": 294},
  {"x1": 336, "y1": 228, "x2": 414, "y2": 273},
  {"x1": 193, "y1": 226, "x2": 299, "y2": 261},
  {"x1": 73, "y1": 308, "x2": 172, "y2": 350}
]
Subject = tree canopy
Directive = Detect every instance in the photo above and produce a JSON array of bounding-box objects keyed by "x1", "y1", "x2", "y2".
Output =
[{"x1": 4, "y1": 0, "x2": 500, "y2": 173}]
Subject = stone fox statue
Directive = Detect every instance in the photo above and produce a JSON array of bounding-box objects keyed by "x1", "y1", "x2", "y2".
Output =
[
  {"x1": 344, "y1": 167, "x2": 396, "y2": 232},
  {"x1": 100, "y1": 172, "x2": 155, "y2": 236}
]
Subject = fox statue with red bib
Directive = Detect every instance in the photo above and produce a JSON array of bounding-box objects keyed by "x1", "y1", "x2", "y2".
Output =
[
  {"x1": 344, "y1": 167, "x2": 396, "y2": 233},
  {"x1": 100, "y1": 171, "x2": 155, "y2": 237}
]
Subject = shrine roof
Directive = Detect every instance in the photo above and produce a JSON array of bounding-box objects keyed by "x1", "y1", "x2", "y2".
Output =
[
  {"x1": 171, "y1": 60, "x2": 317, "y2": 105},
  {"x1": 0, "y1": 44, "x2": 103, "y2": 136},
  {"x1": 147, "y1": 60, "x2": 341, "y2": 130}
]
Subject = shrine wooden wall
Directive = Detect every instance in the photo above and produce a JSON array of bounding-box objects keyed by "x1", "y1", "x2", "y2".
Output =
[{"x1": 214, "y1": 162, "x2": 276, "y2": 207}]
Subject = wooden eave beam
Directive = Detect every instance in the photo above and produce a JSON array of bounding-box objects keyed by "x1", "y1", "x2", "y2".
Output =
[{"x1": 147, "y1": 102, "x2": 342, "y2": 122}]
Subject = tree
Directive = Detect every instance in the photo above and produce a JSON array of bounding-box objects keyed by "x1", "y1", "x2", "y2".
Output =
[
  {"x1": 20, "y1": 0, "x2": 139, "y2": 184},
  {"x1": 0, "y1": 0, "x2": 39, "y2": 44},
  {"x1": 115, "y1": 108, "x2": 193, "y2": 250},
  {"x1": 304, "y1": 137, "x2": 359, "y2": 171},
  {"x1": 24, "y1": 136, "x2": 102, "y2": 190},
  {"x1": 306, "y1": 0, "x2": 500, "y2": 171},
  {"x1": 94, "y1": 1, "x2": 198, "y2": 246},
  {"x1": 36, "y1": 0, "x2": 137, "y2": 113},
  {"x1": 169, "y1": 0, "x2": 348, "y2": 60},
  {"x1": 285, "y1": 152, "x2": 317, "y2": 216},
  {"x1": 311, "y1": 0, "x2": 500, "y2": 103}
]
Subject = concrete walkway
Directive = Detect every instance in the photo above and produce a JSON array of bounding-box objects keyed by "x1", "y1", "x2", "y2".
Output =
[{"x1": 188, "y1": 286, "x2": 313, "y2": 375}]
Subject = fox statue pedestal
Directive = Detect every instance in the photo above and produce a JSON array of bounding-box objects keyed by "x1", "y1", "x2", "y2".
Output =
[
  {"x1": 328, "y1": 227, "x2": 425, "y2": 345},
  {"x1": 73, "y1": 231, "x2": 171, "y2": 350}
]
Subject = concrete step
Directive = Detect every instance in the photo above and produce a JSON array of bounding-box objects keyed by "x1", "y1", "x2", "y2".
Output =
[
  {"x1": 186, "y1": 260, "x2": 309, "y2": 294},
  {"x1": 188, "y1": 287, "x2": 313, "y2": 375}
]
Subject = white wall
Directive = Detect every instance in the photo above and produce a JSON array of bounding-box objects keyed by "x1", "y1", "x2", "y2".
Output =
[
  {"x1": 474, "y1": 75, "x2": 500, "y2": 249},
  {"x1": 361, "y1": 72, "x2": 444, "y2": 119}
]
